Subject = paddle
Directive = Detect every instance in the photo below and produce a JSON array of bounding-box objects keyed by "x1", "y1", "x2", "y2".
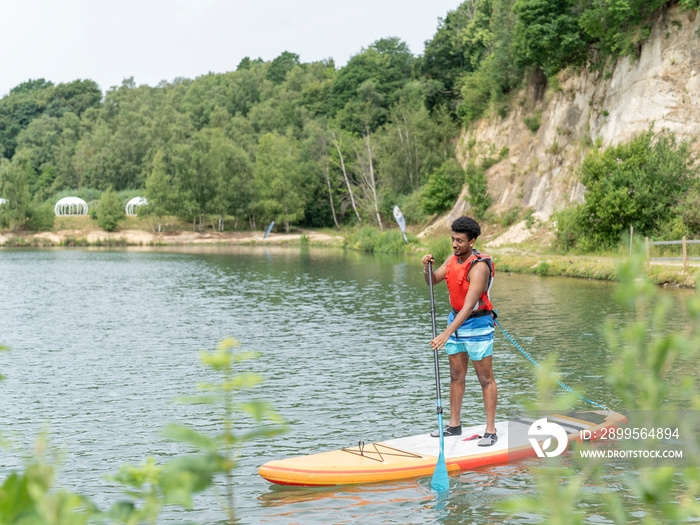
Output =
[{"x1": 428, "y1": 260, "x2": 449, "y2": 492}]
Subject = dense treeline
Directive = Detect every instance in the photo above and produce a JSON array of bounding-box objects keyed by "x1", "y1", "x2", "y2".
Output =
[
  {"x1": 0, "y1": 0, "x2": 697, "y2": 235},
  {"x1": 421, "y1": 0, "x2": 699, "y2": 122},
  {"x1": 0, "y1": 42, "x2": 458, "y2": 232},
  {"x1": 0, "y1": 44, "x2": 457, "y2": 229}
]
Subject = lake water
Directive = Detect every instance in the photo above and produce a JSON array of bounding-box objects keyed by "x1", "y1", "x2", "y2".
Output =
[{"x1": 0, "y1": 246, "x2": 694, "y2": 524}]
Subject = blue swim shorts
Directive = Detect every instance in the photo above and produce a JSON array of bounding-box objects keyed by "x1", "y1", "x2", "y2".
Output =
[{"x1": 444, "y1": 310, "x2": 494, "y2": 360}]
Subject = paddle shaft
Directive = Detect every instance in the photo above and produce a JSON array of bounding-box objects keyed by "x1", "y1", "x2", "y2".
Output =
[
  {"x1": 428, "y1": 261, "x2": 443, "y2": 411},
  {"x1": 428, "y1": 260, "x2": 449, "y2": 491}
]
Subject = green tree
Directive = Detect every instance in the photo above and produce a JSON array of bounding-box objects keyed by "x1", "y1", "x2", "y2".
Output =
[
  {"x1": 236, "y1": 56, "x2": 253, "y2": 70},
  {"x1": 101, "y1": 108, "x2": 151, "y2": 190},
  {"x1": 180, "y1": 74, "x2": 231, "y2": 130},
  {"x1": 488, "y1": 0, "x2": 522, "y2": 94},
  {"x1": 75, "y1": 79, "x2": 158, "y2": 191},
  {"x1": 47, "y1": 79, "x2": 102, "y2": 118},
  {"x1": 207, "y1": 129, "x2": 252, "y2": 231},
  {"x1": 170, "y1": 129, "x2": 226, "y2": 231},
  {"x1": 13, "y1": 111, "x2": 82, "y2": 199},
  {"x1": 0, "y1": 78, "x2": 100, "y2": 161},
  {"x1": 421, "y1": 159, "x2": 465, "y2": 214},
  {"x1": 0, "y1": 79, "x2": 54, "y2": 160},
  {"x1": 148, "y1": 104, "x2": 191, "y2": 154},
  {"x1": 254, "y1": 131, "x2": 307, "y2": 232},
  {"x1": 71, "y1": 122, "x2": 110, "y2": 190},
  {"x1": 144, "y1": 148, "x2": 174, "y2": 232},
  {"x1": 329, "y1": 37, "x2": 413, "y2": 123},
  {"x1": 352, "y1": 81, "x2": 385, "y2": 229},
  {"x1": 457, "y1": 65, "x2": 493, "y2": 124},
  {"x1": 0, "y1": 151, "x2": 33, "y2": 230},
  {"x1": 224, "y1": 65, "x2": 267, "y2": 117},
  {"x1": 49, "y1": 112, "x2": 82, "y2": 197},
  {"x1": 266, "y1": 51, "x2": 301, "y2": 84},
  {"x1": 300, "y1": 60, "x2": 337, "y2": 117},
  {"x1": 455, "y1": 0, "x2": 521, "y2": 124},
  {"x1": 579, "y1": 0, "x2": 668, "y2": 61},
  {"x1": 420, "y1": 0, "x2": 494, "y2": 111},
  {"x1": 300, "y1": 120, "x2": 340, "y2": 229},
  {"x1": 16, "y1": 114, "x2": 61, "y2": 173},
  {"x1": 512, "y1": 0, "x2": 589, "y2": 76},
  {"x1": 96, "y1": 186, "x2": 124, "y2": 232},
  {"x1": 247, "y1": 63, "x2": 319, "y2": 136},
  {"x1": 379, "y1": 85, "x2": 444, "y2": 194},
  {"x1": 328, "y1": 128, "x2": 363, "y2": 224},
  {"x1": 465, "y1": 160, "x2": 492, "y2": 218},
  {"x1": 677, "y1": 187, "x2": 700, "y2": 235},
  {"x1": 569, "y1": 129, "x2": 699, "y2": 249},
  {"x1": 26, "y1": 201, "x2": 55, "y2": 231}
]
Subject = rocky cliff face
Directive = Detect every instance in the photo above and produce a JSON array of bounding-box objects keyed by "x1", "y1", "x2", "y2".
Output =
[{"x1": 424, "y1": 6, "x2": 700, "y2": 246}]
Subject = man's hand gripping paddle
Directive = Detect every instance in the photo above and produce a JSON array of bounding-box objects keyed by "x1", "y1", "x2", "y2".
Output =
[{"x1": 428, "y1": 260, "x2": 449, "y2": 492}]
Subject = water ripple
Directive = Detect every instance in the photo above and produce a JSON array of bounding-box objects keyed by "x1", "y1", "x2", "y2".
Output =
[{"x1": 0, "y1": 247, "x2": 692, "y2": 523}]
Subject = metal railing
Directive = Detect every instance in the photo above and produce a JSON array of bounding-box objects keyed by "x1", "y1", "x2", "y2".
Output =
[{"x1": 645, "y1": 236, "x2": 700, "y2": 272}]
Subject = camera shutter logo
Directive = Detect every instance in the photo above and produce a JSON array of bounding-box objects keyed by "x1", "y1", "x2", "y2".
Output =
[{"x1": 528, "y1": 418, "x2": 568, "y2": 458}]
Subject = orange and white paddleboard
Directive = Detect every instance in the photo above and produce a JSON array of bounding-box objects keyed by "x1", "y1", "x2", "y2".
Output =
[{"x1": 259, "y1": 410, "x2": 626, "y2": 486}]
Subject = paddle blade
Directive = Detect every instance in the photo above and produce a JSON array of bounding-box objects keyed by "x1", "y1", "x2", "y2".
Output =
[{"x1": 431, "y1": 450, "x2": 449, "y2": 492}]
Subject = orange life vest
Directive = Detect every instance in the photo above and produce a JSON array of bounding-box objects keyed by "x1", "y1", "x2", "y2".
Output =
[{"x1": 445, "y1": 249, "x2": 494, "y2": 313}]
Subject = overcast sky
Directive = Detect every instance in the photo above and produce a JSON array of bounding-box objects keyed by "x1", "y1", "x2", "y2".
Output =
[{"x1": 1, "y1": 0, "x2": 461, "y2": 97}]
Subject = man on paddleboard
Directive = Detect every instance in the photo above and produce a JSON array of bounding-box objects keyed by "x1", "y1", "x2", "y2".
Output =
[{"x1": 422, "y1": 216, "x2": 497, "y2": 446}]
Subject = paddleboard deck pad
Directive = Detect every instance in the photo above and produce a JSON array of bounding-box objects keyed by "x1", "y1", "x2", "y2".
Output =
[{"x1": 259, "y1": 410, "x2": 626, "y2": 486}]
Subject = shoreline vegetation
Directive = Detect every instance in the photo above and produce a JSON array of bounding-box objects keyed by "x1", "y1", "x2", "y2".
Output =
[
  {"x1": 2, "y1": 220, "x2": 697, "y2": 288},
  {"x1": 2, "y1": 3, "x2": 698, "y2": 293}
]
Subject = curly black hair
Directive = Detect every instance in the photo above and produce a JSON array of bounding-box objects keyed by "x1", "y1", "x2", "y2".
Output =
[{"x1": 451, "y1": 216, "x2": 481, "y2": 240}]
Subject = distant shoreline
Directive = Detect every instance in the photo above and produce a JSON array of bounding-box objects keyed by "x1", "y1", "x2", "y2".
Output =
[
  {"x1": 2, "y1": 227, "x2": 696, "y2": 289},
  {"x1": 0, "y1": 228, "x2": 346, "y2": 248}
]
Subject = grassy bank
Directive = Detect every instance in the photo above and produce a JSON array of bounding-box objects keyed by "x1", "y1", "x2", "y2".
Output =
[
  {"x1": 342, "y1": 225, "x2": 698, "y2": 288},
  {"x1": 491, "y1": 250, "x2": 698, "y2": 288},
  {"x1": 344, "y1": 226, "x2": 416, "y2": 253}
]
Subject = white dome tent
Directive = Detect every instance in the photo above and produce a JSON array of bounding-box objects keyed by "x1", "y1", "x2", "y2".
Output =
[
  {"x1": 0, "y1": 198, "x2": 8, "y2": 205},
  {"x1": 54, "y1": 197, "x2": 89, "y2": 216},
  {"x1": 125, "y1": 197, "x2": 148, "y2": 216}
]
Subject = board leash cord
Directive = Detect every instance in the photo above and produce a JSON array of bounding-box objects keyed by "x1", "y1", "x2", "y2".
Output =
[{"x1": 494, "y1": 317, "x2": 609, "y2": 411}]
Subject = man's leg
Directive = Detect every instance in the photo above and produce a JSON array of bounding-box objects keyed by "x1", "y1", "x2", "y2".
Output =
[
  {"x1": 447, "y1": 352, "x2": 469, "y2": 427},
  {"x1": 472, "y1": 355, "x2": 497, "y2": 434}
]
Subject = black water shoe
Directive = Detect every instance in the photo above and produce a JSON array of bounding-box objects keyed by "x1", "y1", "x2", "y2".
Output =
[
  {"x1": 478, "y1": 432, "x2": 497, "y2": 446},
  {"x1": 431, "y1": 425, "x2": 462, "y2": 437}
]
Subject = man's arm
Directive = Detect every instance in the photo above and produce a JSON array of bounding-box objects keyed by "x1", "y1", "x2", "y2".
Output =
[
  {"x1": 421, "y1": 253, "x2": 450, "y2": 285},
  {"x1": 430, "y1": 261, "x2": 490, "y2": 350}
]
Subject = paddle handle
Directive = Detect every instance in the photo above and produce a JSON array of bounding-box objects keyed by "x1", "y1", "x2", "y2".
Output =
[
  {"x1": 428, "y1": 261, "x2": 443, "y2": 406},
  {"x1": 428, "y1": 261, "x2": 438, "y2": 339}
]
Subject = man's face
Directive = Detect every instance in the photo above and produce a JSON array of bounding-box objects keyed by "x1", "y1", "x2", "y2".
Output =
[{"x1": 451, "y1": 231, "x2": 472, "y2": 257}]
